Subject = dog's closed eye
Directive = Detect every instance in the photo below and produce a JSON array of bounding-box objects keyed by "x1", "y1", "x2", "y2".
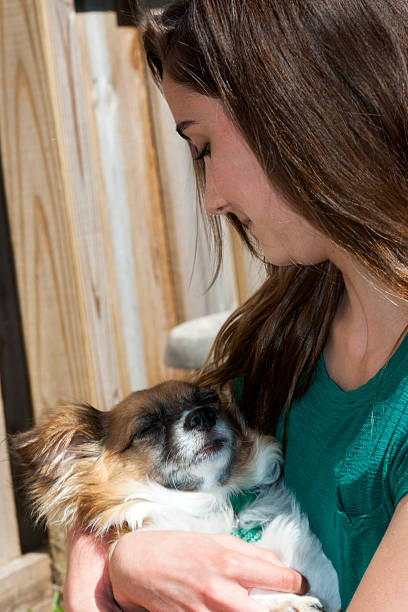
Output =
[{"x1": 134, "y1": 420, "x2": 164, "y2": 440}]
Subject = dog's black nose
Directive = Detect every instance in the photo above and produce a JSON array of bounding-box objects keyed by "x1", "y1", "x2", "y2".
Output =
[{"x1": 184, "y1": 407, "x2": 216, "y2": 432}]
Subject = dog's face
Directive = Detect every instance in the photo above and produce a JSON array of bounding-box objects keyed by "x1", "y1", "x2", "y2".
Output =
[
  {"x1": 105, "y1": 381, "x2": 244, "y2": 491},
  {"x1": 12, "y1": 380, "x2": 259, "y2": 535}
]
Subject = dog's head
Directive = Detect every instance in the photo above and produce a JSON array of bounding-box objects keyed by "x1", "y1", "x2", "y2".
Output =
[
  {"x1": 12, "y1": 380, "x2": 279, "y2": 536},
  {"x1": 105, "y1": 380, "x2": 246, "y2": 491}
]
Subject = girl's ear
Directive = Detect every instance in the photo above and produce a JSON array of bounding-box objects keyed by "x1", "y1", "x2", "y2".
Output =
[{"x1": 10, "y1": 403, "x2": 107, "y2": 477}]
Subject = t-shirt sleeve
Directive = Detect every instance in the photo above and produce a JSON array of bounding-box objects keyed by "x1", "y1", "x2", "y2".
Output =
[{"x1": 388, "y1": 427, "x2": 408, "y2": 508}]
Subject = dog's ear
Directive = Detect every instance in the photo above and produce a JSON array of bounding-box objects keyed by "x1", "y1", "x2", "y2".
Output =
[{"x1": 11, "y1": 403, "x2": 107, "y2": 477}]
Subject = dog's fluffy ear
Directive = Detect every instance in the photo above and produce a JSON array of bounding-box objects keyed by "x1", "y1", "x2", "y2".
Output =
[
  {"x1": 10, "y1": 404, "x2": 108, "y2": 530},
  {"x1": 11, "y1": 403, "x2": 106, "y2": 477}
]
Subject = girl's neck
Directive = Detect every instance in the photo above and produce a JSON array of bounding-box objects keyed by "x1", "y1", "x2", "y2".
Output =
[{"x1": 323, "y1": 249, "x2": 408, "y2": 391}]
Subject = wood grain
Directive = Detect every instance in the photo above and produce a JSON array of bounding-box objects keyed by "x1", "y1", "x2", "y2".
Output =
[
  {"x1": 39, "y1": 1, "x2": 133, "y2": 407},
  {"x1": 0, "y1": 0, "x2": 94, "y2": 418}
]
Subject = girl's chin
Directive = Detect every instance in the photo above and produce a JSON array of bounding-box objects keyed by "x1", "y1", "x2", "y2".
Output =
[{"x1": 260, "y1": 245, "x2": 297, "y2": 266}]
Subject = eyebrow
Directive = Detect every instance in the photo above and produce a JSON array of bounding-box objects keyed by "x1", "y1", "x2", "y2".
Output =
[{"x1": 176, "y1": 120, "x2": 198, "y2": 140}]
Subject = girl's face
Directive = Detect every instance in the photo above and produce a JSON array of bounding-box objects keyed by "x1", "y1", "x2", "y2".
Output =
[{"x1": 163, "y1": 75, "x2": 332, "y2": 266}]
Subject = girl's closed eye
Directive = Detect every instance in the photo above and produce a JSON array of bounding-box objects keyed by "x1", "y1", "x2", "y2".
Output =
[{"x1": 194, "y1": 142, "x2": 211, "y2": 161}]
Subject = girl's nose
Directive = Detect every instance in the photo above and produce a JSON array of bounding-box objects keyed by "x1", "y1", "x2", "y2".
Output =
[{"x1": 204, "y1": 170, "x2": 228, "y2": 215}]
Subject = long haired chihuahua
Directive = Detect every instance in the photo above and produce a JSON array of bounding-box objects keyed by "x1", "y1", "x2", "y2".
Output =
[{"x1": 12, "y1": 380, "x2": 340, "y2": 612}]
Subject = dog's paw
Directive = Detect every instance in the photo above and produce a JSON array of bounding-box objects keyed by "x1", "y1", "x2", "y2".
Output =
[{"x1": 251, "y1": 592, "x2": 325, "y2": 612}]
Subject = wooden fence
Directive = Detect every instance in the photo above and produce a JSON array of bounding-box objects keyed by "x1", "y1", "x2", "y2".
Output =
[{"x1": 0, "y1": 1, "x2": 265, "y2": 608}]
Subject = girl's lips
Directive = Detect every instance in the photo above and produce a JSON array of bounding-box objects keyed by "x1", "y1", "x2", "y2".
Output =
[{"x1": 242, "y1": 217, "x2": 252, "y2": 229}]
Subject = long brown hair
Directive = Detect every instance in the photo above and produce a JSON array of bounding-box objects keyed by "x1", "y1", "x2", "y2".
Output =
[{"x1": 142, "y1": 0, "x2": 408, "y2": 434}]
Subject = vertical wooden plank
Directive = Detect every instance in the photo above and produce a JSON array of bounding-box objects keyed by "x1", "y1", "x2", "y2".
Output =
[
  {"x1": 0, "y1": 380, "x2": 20, "y2": 565},
  {"x1": 78, "y1": 11, "x2": 151, "y2": 390},
  {"x1": 0, "y1": 0, "x2": 94, "y2": 419},
  {"x1": 110, "y1": 22, "x2": 179, "y2": 384},
  {"x1": 37, "y1": 1, "x2": 133, "y2": 406},
  {"x1": 80, "y1": 12, "x2": 179, "y2": 385}
]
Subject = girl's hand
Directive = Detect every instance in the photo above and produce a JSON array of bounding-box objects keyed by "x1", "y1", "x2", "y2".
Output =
[
  {"x1": 64, "y1": 529, "x2": 121, "y2": 612},
  {"x1": 109, "y1": 530, "x2": 307, "y2": 612}
]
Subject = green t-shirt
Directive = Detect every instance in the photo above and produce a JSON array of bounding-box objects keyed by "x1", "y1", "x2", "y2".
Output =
[{"x1": 276, "y1": 333, "x2": 408, "y2": 609}]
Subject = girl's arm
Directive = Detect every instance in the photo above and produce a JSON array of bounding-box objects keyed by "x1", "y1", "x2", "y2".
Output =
[
  {"x1": 109, "y1": 530, "x2": 307, "y2": 612},
  {"x1": 64, "y1": 529, "x2": 122, "y2": 612},
  {"x1": 64, "y1": 528, "x2": 306, "y2": 612},
  {"x1": 347, "y1": 494, "x2": 408, "y2": 610}
]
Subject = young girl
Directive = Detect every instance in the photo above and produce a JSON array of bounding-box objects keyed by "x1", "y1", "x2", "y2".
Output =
[{"x1": 64, "y1": 1, "x2": 408, "y2": 610}]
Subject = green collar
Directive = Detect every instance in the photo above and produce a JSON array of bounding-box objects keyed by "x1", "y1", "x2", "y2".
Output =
[{"x1": 229, "y1": 489, "x2": 263, "y2": 543}]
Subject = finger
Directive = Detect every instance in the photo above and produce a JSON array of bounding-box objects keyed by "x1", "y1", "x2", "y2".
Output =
[
  {"x1": 211, "y1": 533, "x2": 285, "y2": 566},
  {"x1": 222, "y1": 550, "x2": 307, "y2": 594}
]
